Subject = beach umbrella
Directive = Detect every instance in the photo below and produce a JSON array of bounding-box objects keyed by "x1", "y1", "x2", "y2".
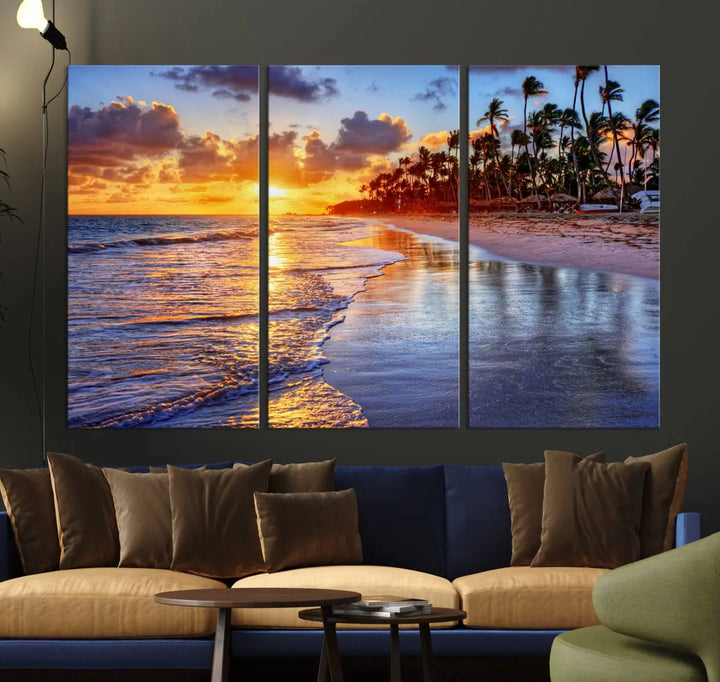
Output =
[
  {"x1": 549, "y1": 194, "x2": 576, "y2": 203},
  {"x1": 520, "y1": 194, "x2": 546, "y2": 203}
]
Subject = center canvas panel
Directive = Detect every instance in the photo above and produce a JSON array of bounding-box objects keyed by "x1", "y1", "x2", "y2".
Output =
[
  {"x1": 67, "y1": 65, "x2": 259, "y2": 428},
  {"x1": 268, "y1": 66, "x2": 459, "y2": 428}
]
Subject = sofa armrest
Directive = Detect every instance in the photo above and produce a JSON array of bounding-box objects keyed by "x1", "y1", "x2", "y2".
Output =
[
  {"x1": 675, "y1": 512, "x2": 701, "y2": 547},
  {"x1": 593, "y1": 532, "x2": 720, "y2": 682},
  {"x1": 0, "y1": 512, "x2": 23, "y2": 582}
]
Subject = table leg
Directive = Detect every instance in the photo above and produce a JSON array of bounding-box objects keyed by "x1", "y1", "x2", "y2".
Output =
[
  {"x1": 321, "y1": 606, "x2": 344, "y2": 682},
  {"x1": 389, "y1": 623, "x2": 402, "y2": 682},
  {"x1": 419, "y1": 623, "x2": 437, "y2": 682},
  {"x1": 211, "y1": 607, "x2": 231, "y2": 682},
  {"x1": 316, "y1": 635, "x2": 329, "y2": 682}
]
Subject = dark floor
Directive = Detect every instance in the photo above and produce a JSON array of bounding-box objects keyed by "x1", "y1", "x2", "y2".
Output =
[{"x1": 2, "y1": 656, "x2": 551, "y2": 682}]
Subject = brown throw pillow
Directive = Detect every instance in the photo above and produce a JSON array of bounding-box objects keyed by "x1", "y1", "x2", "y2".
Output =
[
  {"x1": 532, "y1": 451, "x2": 649, "y2": 569},
  {"x1": 0, "y1": 468, "x2": 59, "y2": 574},
  {"x1": 169, "y1": 459, "x2": 272, "y2": 578},
  {"x1": 254, "y1": 489, "x2": 363, "y2": 573},
  {"x1": 102, "y1": 469, "x2": 172, "y2": 569},
  {"x1": 626, "y1": 443, "x2": 689, "y2": 556},
  {"x1": 233, "y1": 459, "x2": 335, "y2": 493},
  {"x1": 502, "y1": 452, "x2": 605, "y2": 566},
  {"x1": 47, "y1": 452, "x2": 120, "y2": 569}
]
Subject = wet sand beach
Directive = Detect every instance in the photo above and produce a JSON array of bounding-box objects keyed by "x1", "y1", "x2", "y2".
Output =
[
  {"x1": 374, "y1": 212, "x2": 659, "y2": 280},
  {"x1": 323, "y1": 215, "x2": 658, "y2": 429}
]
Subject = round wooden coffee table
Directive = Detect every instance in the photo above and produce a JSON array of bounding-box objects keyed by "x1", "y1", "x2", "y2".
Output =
[
  {"x1": 299, "y1": 606, "x2": 467, "y2": 682},
  {"x1": 155, "y1": 587, "x2": 360, "y2": 682}
]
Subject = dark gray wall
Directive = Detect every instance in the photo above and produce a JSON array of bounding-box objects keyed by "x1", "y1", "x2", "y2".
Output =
[{"x1": 1, "y1": 0, "x2": 718, "y2": 532}]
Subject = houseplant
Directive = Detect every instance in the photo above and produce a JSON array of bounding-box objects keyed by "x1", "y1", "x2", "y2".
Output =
[{"x1": 0, "y1": 145, "x2": 22, "y2": 324}]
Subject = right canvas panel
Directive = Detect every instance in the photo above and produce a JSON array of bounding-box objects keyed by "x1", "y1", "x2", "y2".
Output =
[{"x1": 469, "y1": 65, "x2": 660, "y2": 428}]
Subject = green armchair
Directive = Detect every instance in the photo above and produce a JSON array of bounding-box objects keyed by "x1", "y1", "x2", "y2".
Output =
[{"x1": 550, "y1": 532, "x2": 720, "y2": 682}]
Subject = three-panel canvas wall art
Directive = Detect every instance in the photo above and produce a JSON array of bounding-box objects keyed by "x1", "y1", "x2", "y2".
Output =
[{"x1": 67, "y1": 65, "x2": 660, "y2": 429}]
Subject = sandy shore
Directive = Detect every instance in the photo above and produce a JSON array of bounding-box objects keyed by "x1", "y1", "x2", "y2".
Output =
[{"x1": 370, "y1": 212, "x2": 659, "y2": 280}]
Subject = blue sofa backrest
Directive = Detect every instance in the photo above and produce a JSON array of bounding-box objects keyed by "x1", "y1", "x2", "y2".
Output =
[
  {"x1": 336, "y1": 464, "x2": 513, "y2": 581},
  {"x1": 0, "y1": 462, "x2": 515, "y2": 583},
  {"x1": 444, "y1": 465, "x2": 512, "y2": 580},
  {"x1": 335, "y1": 465, "x2": 447, "y2": 577}
]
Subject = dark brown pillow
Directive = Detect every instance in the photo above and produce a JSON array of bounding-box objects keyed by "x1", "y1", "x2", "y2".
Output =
[
  {"x1": 169, "y1": 459, "x2": 272, "y2": 578},
  {"x1": 532, "y1": 451, "x2": 649, "y2": 569},
  {"x1": 625, "y1": 443, "x2": 689, "y2": 556},
  {"x1": 233, "y1": 459, "x2": 335, "y2": 493},
  {"x1": 0, "y1": 468, "x2": 59, "y2": 574},
  {"x1": 254, "y1": 489, "x2": 363, "y2": 573},
  {"x1": 502, "y1": 452, "x2": 605, "y2": 566},
  {"x1": 102, "y1": 469, "x2": 172, "y2": 569},
  {"x1": 47, "y1": 452, "x2": 119, "y2": 569}
]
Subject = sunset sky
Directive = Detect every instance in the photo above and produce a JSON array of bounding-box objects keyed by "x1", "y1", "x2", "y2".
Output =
[
  {"x1": 269, "y1": 65, "x2": 458, "y2": 214},
  {"x1": 469, "y1": 65, "x2": 659, "y2": 162},
  {"x1": 68, "y1": 65, "x2": 651, "y2": 215},
  {"x1": 68, "y1": 65, "x2": 259, "y2": 215},
  {"x1": 68, "y1": 65, "x2": 459, "y2": 215}
]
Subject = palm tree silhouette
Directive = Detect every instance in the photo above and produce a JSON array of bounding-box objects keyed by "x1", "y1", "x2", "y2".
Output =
[
  {"x1": 477, "y1": 98, "x2": 511, "y2": 198},
  {"x1": 522, "y1": 76, "x2": 547, "y2": 206}
]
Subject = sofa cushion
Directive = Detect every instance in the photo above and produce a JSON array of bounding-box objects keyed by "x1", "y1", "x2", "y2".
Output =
[
  {"x1": 168, "y1": 460, "x2": 272, "y2": 578},
  {"x1": 0, "y1": 467, "x2": 59, "y2": 574},
  {"x1": 47, "y1": 452, "x2": 120, "y2": 569},
  {"x1": 0, "y1": 568, "x2": 226, "y2": 638},
  {"x1": 550, "y1": 625, "x2": 707, "y2": 682},
  {"x1": 335, "y1": 465, "x2": 446, "y2": 576},
  {"x1": 502, "y1": 453, "x2": 605, "y2": 567},
  {"x1": 103, "y1": 469, "x2": 172, "y2": 569},
  {"x1": 270, "y1": 460, "x2": 336, "y2": 493},
  {"x1": 444, "y1": 466, "x2": 512, "y2": 580},
  {"x1": 254, "y1": 489, "x2": 362, "y2": 572},
  {"x1": 453, "y1": 567, "x2": 608, "y2": 629},
  {"x1": 231, "y1": 565, "x2": 458, "y2": 629},
  {"x1": 626, "y1": 443, "x2": 689, "y2": 556},
  {"x1": 532, "y1": 452, "x2": 649, "y2": 568}
]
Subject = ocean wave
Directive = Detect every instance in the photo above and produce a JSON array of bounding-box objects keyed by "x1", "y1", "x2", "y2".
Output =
[
  {"x1": 69, "y1": 227, "x2": 256, "y2": 254},
  {"x1": 74, "y1": 373, "x2": 259, "y2": 428}
]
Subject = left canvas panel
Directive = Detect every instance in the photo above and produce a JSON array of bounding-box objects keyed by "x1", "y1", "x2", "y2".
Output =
[{"x1": 67, "y1": 66, "x2": 259, "y2": 428}]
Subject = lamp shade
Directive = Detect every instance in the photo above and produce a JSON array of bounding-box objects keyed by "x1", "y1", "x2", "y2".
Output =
[{"x1": 16, "y1": 0, "x2": 49, "y2": 32}]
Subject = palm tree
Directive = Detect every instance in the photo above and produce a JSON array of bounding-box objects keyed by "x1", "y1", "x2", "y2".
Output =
[
  {"x1": 522, "y1": 76, "x2": 547, "y2": 205},
  {"x1": 576, "y1": 65, "x2": 617, "y2": 203},
  {"x1": 626, "y1": 99, "x2": 659, "y2": 178},
  {"x1": 477, "y1": 98, "x2": 511, "y2": 197},
  {"x1": 601, "y1": 69, "x2": 628, "y2": 210},
  {"x1": 558, "y1": 108, "x2": 580, "y2": 192}
]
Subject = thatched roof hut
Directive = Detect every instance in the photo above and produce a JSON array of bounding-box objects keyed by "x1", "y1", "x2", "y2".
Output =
[
  {"x1": 593, "y1": 188, "x2": 620, "y2": 202},
  {"x1": 549, "y1": 193, "x2": 576, "y2": 204}
]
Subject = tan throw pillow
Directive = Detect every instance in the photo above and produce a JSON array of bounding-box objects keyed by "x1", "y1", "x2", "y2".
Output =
[
  {"x1": 626, "y1": 443, "x2": 689, "y2": 556},
  {"x1": 102, "y1": 469, "x2": 172, "y2": 569},
  {"x1": 169, "y1": 460, "x2": 272, "y2": 578},
  {"x1": 502, "y1": 452, "x2": 605, "y2": 566},
  {"x1": 532, "y1": 451, "x2": 649, "y2": 569},
  {"x1": 0, "y1": 468, "x2": 59, "y2": 574},
  {"x1": 47, "y1": 452, "x2": 120, "y2": 569},
  {"x1": 254, "y1": 489, "x2": 363, "y2": 573},
  {"x1": 233, "y1": 459, "x2": 336, "y2": 493}
]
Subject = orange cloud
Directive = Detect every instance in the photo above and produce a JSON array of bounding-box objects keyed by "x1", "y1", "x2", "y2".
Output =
[
  {"x1": 419, "y1": 130, "x2": 451, "y2": 150},
  {"x1": 469, "y1": 125, "x2": 492, "y2": 142}
]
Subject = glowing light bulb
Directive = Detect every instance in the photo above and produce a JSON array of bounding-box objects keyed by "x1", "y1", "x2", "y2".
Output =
[{"x1": 16, "y1": 0, "x2": 49, "y2": 32}]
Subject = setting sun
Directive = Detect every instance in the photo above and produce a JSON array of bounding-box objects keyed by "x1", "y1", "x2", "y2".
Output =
[{"x1": 269, "y1": 186, "x2": 287, "y2": 197}]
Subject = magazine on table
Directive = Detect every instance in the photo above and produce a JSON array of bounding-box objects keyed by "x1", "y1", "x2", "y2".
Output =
[{"x1": 331, "y1": 598, "x2": 432, "y2": 618}]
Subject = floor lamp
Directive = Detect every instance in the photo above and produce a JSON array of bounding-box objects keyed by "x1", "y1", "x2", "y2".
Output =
[{"x1": 16, "y1": 0, "x2": 70, "y2": 463}]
